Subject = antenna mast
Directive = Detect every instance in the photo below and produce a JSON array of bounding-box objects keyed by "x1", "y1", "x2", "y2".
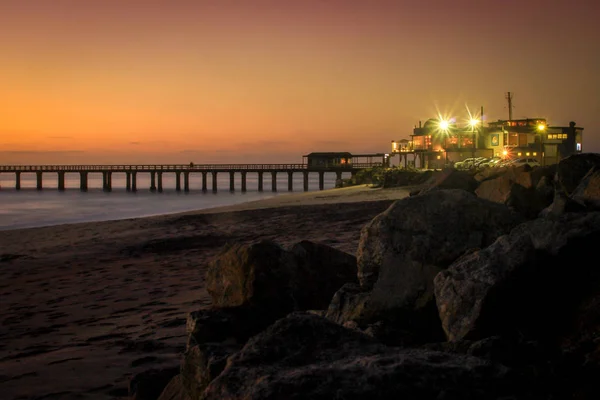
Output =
[{"x1": 505, "y1": 92, "x2": 514, "y2": 121}]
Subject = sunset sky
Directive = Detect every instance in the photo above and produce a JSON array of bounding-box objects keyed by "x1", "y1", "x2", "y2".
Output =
[{"x1": 1, "y1": 0, "x2": 598, "y2": 164}]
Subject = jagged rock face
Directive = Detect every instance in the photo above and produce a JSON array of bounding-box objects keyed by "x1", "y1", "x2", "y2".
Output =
[
  {"x1": 571, "y1": 167, "x2": 600, "y2": 210},
  {"x1": 289, "y1": 240, "x2": 358, "y2": 310},
  {"x1": 434, "y1": 212, "x2": 600, "y2": 343},
  {"x1": 205, "y1": 240, "x2": 357, "y2": 313},
  {"x1": 325, "y1": 282, "x2": 371, "y2": 326},
  {"x1": 555, "y1": 153, "x2": 600, "y2": 195},
  {"x1": 541, "y1": 154, "x2": 600, "y2": 217},
  {"x1": 206, "y1": 241, "x2": 297, "y2": 311},
  {"x1": 129, "y1": 367, "x2": 180, "y2": 400},
  {"x1": 419, "y1": 168, "x2": 479, "y2": 194},
  {"x1": 353, "y1": 190, "x2": 524, "y2": 342},
  {"x1": 202, "y1": 313, "x2": 522, "y2": 400},
  {"x1": 474, "y1": 165, "x2": 555, "y2": 218}
]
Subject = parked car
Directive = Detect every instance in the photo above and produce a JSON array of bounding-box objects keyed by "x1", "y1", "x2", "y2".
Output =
[
  {"x1": 507, "y1": 158, "x2": 541, "y2": 168},
  {"x1": 454, "y1": 157, "x2": 477, "y2": 170},
  {"x1": 478, "y1": 157, "x2": 502, "y2": 168}
]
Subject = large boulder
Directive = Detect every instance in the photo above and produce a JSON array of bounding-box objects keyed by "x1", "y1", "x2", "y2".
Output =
[
  {"x1": 289, "y1": 240, "x2": 358, "y2": 310},
  {"x1": 353, "y1": 189, "x2": 524, "y2": 343},
  {"x1": 541, "y1": 154, "x2": 600, "y2": 217},
  {"x1": 206, "y1": 240, "x2": 357, "y2": 313},
  {"x1": 434, "y1": 212, "x2": 600, "y2": 343},
  {"x1": 206, "y1": 240, "x2": 297, "y2": 311},
  {"x1": 129, "y1": 367, "x2": 180, "y2": 400},
  {"x1": 554, "y1": 153, "x2": 600, "y2": 195},
  {"x1": 474, "y1": 165, "x2": 555, "y2": 218},
  {"x1": 203, "y1": 313, "x2": 523, "y2": 400},
  {"x1": 419, "y1": 168, "x2": 479, "y2": 194},
  {"x1": 325, "y1": 283, "x2": 371, "y2": 327},
  {"x1": 570, "y1": 167, "x2": 600, "y2": 211}
]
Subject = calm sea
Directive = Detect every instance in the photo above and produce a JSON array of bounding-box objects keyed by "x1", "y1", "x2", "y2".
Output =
[{"x1": 0, "y1": 171, "x2": 346, "y2": 231}]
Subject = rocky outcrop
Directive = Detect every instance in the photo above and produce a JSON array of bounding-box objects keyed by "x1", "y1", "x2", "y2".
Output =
[
  {"x1": 434, "y1": 212, "x2": 600, "y2": 342},
  {"x1": 203, "y1": 313, "x2": 521, "y2": 400},
  {"x1": 177, "y1": 240, "x2": 358, "y2": 398},
  {"x1": 419, "y1": 168, "x2": 479, "y2": 194},
  {"x1": 206, "y1": 240, "x2": 357, "y2": 313},
  {"x1": 350, "y1": 189, "x2": 524, "y2": 343},
  {"x1": 474, "y1": 165, "x2": 556, "y2": 218}
]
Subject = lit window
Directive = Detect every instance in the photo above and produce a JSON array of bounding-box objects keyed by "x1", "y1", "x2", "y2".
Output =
[
  {"x1": 526, "y1": 152, "x2": 530, "y2": 156},
  {"x1": 533, "y1": 152, "x2": 537, "y2": 156},
  {"x1": 577, "y1": 143, "x2": 582, "y2": 151},
  {"x1": 517, "y1": 152, "x2": 522, "y2": 156}
]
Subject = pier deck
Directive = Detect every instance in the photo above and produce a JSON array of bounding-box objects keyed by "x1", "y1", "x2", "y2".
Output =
[{"x1": 0, "y1": 163, "x2": 381, "y2": 192}]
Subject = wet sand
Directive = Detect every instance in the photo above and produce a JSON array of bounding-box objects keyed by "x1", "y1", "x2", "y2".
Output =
[{"x1": 0, "y1": 185, "x2": 411, "y2": 400}]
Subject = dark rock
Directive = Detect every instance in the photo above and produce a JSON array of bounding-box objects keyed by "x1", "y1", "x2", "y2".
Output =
[
  {"x1": 434, "y1": 212, "x2": 600, "y2": 343},
  {"x1": 157, "y1": 375, "x2": 191, "y2": 400},
  {"x1": 206, "y1": 240, "x2": 357, "y2": 314},
  {"x1": 181, "y1": 343, "x2": 237, "y2": 400},
  {"x1": 129, "y1": 366, "x2": 180, "y2": 400},
  {"x1": 554, "y1": 153, "x2": 600, "y2": 195},
  {"x1": 206, "y1": 240, "x2": 297, "y2": 311},
  {"x1": 571, "y1": 167, "x2": 600, "y2": 211},
  {"x1": 289, "y1": 240, "x2": 357, "y2": 310},
  {"x1": 203, "y1": 313, "x2": 524, "y2": 400},
  {"x1": 325, "y1": 283, "x2": 371, "y2": 326},
  {"x1": 419, "y1": 168, "x2": 479, "y2": 194},
  {"x1": 352, "y1": 190, "x2": 523, "y2": 344}
]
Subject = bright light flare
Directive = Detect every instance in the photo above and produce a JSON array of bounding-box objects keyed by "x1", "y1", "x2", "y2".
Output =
[
  {"x1": 469, "y1": 118, "x2": 480, "y2": 128},
  {"x1": 439, "y1": 119, "x2": 450, "y2": 131},
  {"x1": 537, "y1": 124, "x2": 546, "y2": 131}
]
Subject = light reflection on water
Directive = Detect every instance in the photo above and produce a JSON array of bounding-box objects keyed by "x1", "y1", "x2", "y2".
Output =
[{"x1": 0, "y1": 172, "x2": 347, "y2": 231}]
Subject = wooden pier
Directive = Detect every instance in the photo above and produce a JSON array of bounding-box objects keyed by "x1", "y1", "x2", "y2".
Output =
[{"x1": 0, "y1": 163, "x2": 380, "y2": 192}]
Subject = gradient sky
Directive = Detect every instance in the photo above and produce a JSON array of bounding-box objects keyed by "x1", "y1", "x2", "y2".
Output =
[{"x1": 1, "y1": 0, "x2": 598, "y2": 164}]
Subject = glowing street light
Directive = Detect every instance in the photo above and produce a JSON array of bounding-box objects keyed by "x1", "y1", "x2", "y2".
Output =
[
  {"x1": 469, "y1": 118, "x2": 480, "y2": 128},
  {"x1": 439, "y1": 119, "x2": 450, "y2": 131},
  {"x1": 537, "y1": 123, "x2": 546, "y2": 131}
]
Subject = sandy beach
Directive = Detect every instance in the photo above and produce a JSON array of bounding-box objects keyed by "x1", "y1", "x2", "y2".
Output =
[{"x1": 0, "y1": 185, "x2": 411, "y2": 400}]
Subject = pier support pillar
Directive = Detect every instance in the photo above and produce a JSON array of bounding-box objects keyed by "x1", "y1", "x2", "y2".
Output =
[
  {"x1": 212, "y1": 172, "x2": 218, "y2": 192},
  {"x1": 271, "y1": 172, "x2": 277, "y2": 192},
  {"x1": 202, "y1": 172, "x2": 207, "y2": 191},
  {"x1": 36, "y1": 171, "x2": 43, "y2": 190},
  {"x1": 258, "y1": 172, "x2": 263, "y2": 192},
  {"x1": 126, "y1": 172, "x2": 131, "y2": 191},
  {"x1": 176, "y1": 172, "x2": 181, "y2": 191},
  {"x1": 58, "y1": 172, "x2": 66, "y2": 191},
  {"x1": 80, "y1": 172, "x2": 88, "y2": 191},
  {"x1": 103, "y1": 172, "x2": 112, "y2": 192},
  {"x1": 131, "y1": 172, "x2": 137, "y2": 192},
  {"x1": 184, "y1": 172, "x2": 190, "y2": 192},
  {"x1": 150, "y1": 172, "x2": 157, "y2": 191},
  {"x1": 241, "y1": 172, "x2": 247, "y2": 192},
  {"x1": 15, "y1": 172, "x2": 21, "y2": 190},
  {"x1": 229, "y1": 171, "x2": 235, "y2": 191},
  {"x1": 287, "y1": 171, "x2": 293, "y2": 191},
  {"x1": 157, "y1": 172, "x2": 163, "y2": 192},
  {"x1": 335, "y1": 171, "x2": 343, "y2": 188},
  {"x1": 303, "y1": 171, "x2": 309, "y2": 192},
  {"x1": 319, "y1": 171, "x2": 325, "y2": 190}
]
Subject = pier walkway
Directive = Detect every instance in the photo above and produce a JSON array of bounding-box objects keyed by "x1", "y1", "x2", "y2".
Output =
[{"x1": 0, "y1": 163, "x2": 381, "y2": 192}]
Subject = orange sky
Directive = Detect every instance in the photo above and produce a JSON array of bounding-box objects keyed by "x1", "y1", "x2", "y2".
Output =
[{"x1": 1, "y1": 0, "x2": 599, "y2": 164}]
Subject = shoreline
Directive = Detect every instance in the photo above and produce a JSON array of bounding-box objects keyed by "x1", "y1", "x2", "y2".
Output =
[
  {"x1": 0, "y1": 184, "x2": 410, "y2": 234},
  {"x1": 0, "y1": 184, "x2": 411, "y2": 399}
]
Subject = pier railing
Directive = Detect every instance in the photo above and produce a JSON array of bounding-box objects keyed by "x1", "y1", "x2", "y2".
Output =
[{"x1": 0, "y1": 163, "x2": 381, "y2": 172}]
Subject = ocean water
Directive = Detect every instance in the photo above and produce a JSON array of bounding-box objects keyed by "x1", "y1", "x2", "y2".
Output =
[{"x1": 0, "y1": 171, "x2": 347, "y2": 231}]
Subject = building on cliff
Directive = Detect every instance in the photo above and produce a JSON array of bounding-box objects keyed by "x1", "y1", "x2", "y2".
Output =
[{"x1": 391, "y1": 117, "x2": 583, "y2": 170}]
